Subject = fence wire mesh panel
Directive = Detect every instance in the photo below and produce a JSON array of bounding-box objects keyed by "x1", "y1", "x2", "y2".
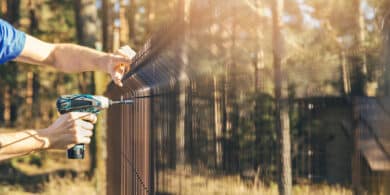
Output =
[
  {"x1": 105, "y1": 1, "x2": 390, "y2": 194},
  {"x1": 106, "y1": 19, "x2": 184, "y2": 195}
]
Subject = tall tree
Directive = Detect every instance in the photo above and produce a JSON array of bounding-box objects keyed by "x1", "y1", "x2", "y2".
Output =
[
  {"x1": 0, "y1": 0, "x2": 6, "y2": 17},
  {"x1": 26, "y1": 0, "x2": 40, "y2": 127},
  {"x1": 119, "y1": 0, "x2": 129, "y2": 45},
  {"x1": 221, "y1": 46, "x2": 228, "y2": 171},
  {"x1": 5, "y1": 0, "x2": 20, "y2": 25},
  {"x1": 176, "y1": 0, "x2": 191, "y2": 166},
  {"x1": 350, "y1": 2, "x2": 366, "y2": 194},
  {"x1": 229, "y1": 1, "x2": 240, "y2": 172},
  {"x1": 253, "y1": 0, "x2": 264, "y2": 92},
  {"x1": 272, "y1": 0, "x2": 292, "y2": 194},
  {"x1": 100, "y1": 1, "x2": 113, "y2": 194},
  {"x1": 213, "y1": 75, "x2": 222, "y2": 168},
  {"x1": 127, "y1": 0, "x2": 137, "y2": 47},
  {"x1": 74, "y1": 0, "x2": 97, "y2": 94},
  {"x1": 350, "y1": 0, "x2": 367, "y2": 96},
  {"x1": 3, "y1": 0, "x2": 20, "y2": 127},
  {"x1": 252, "y1": 0, "x2": 266, "y2": 177},
  {"x1": 102, "y1": 0, "x2": 113, "y2": 52},
  {"x1": 383, "y1": 5, "x2": 390, "y2": 96},
  {"x1": 73, "y1": 1, "x2": 105, "y2": 193}
]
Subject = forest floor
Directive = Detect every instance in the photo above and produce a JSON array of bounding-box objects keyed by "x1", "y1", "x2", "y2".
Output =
[
  {"x1": 0, "y1": 167, "x2": 352, "y2": 194},
  {"x1": 0, "y1": 127, "x2": 95, "y2": 194},
  {"x1": 0, "y1": 161, "x2": 353, "y2": 195},
  {"x1": 0, "y1": 154, "x2": 96, "y2": 195},
  {"x1": 0, "y1": 170, "x2": 352, "y2": 195},
  {"x1": 0, "y1": 129, "x2": 352, "y2": 195},
  {"x1": 156, "y1": 168, "x2": 352, "y2": 195}
]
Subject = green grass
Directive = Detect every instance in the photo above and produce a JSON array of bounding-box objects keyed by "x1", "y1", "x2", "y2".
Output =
[
  {"x1": 41, "y1": 175, "x2": 98, "y2": 195},
  {"x1": 0, "y1": 172, "x2": 352, "y2": 195},
  {"x1": 0, "y1": 129, "x2": 351, "y2": 195},
  {"x1": 157, "y1": 169, "x2": 352, "y2": 195}
]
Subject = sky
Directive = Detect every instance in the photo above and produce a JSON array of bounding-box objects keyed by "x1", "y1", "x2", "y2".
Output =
[{"x1": 96, "y1": 0, "x2": 376, "y2": 30}]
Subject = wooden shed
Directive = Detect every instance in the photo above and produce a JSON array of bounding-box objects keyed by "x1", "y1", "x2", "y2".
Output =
[{"x1": 355, "y1": 97, "x2": 390, "y2": 195}]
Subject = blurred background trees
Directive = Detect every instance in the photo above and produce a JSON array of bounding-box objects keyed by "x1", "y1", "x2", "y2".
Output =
[{"x1": 0, "y1": 0, "x2": 389, "y2": 194}]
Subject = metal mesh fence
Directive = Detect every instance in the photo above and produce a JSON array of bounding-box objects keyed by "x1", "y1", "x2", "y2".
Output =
[{"x1": 105, "y1": 1, "x2": 390, "y2": 194}]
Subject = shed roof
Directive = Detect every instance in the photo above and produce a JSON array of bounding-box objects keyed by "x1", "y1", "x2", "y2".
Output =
[{"x1": 357, "y1": 97, "x2": 390, "y2": 171}]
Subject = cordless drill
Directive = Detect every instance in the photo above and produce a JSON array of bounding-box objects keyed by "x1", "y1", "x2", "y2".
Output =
[{"x1": 56, "y1": 94, "x2": 133, "y2": 159}]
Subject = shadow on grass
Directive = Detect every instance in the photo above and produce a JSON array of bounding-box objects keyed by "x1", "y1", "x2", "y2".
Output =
[{"x1": 0, "y1": 161, "x2": 80, "y2": 193}]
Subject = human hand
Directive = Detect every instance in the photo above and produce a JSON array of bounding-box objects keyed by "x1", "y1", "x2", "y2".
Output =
[
  {"x1": 39, "y1": 112, "x2": 97, "y2": 150},
  {"x1": 105, "y1": 46, "x2": 136, "y2": 87}
]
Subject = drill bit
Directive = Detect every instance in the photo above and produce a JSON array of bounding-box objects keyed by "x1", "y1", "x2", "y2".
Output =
[{"x1": 110, "y1": 99, "x2": 134, "y2": 105}]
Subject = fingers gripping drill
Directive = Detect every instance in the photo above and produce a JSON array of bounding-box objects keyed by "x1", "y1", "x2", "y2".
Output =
[{"x1": 56, "y1": 94, "x2": 133, "y2": 159}]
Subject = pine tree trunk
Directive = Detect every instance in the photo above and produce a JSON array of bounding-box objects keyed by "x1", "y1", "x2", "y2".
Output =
[
  {"x1": 340, "y1": 51, "x2": 351, "y2": 95},
  {"x1": 228, "y1": 2, "x2": 240, "y2": 172},
  {"x1": 127, "y1": 0, "x2": 137, "y2": 47},
  {"x1": 184, "y1": 80, "x2": 194, "y2": 165},
  {"x1": 4, "y1": 0, "x2": 20, "y2": 127},
  {"x1": 26, "y1": 1, "x2": 35, "y2": 119},
  {"x1": 5, "y1": 0, "x2": 20, "y2": 25},
  {"x1": 253, "y1": 0, "x2": 264, "y2": 92},
  {"x1": 176, "y1": 0, "x2": 191, "y2": 167},
  {"x1": 253, "y1": 1, "x2": 264, "y2": 173},
  {"x1": 74, "y1": 0, "x2": 96, "y2": 94},
  {"x1": 94, "y1": 72, "x2": 108, "y2": 195},
  {"x1": 221, "y1": 69, "x2": 228, "y2": 171},
  {"x1": 100, "y1": 2, "x2": 112, "y2": 193},
  {"x1": 350, "y1": 0, "x2": 367, "y2": 96},
  {"x1": 102, "y1": 0, "x2": 113, "y2": 52},
  {"x1": 357, "y1": 0, "x2": 367, "y2": 76},
  {"x1": 4, "y1": 86, "x2": 10, "y2": 126},
  {"x1": 383, "y1": 12, "x2": 390, "y2": 96},
  {"x1": 28, "y1": 0, "x2": 40, "y2": 127},
  {"x1": 73, "y1": 1, "x2": 104, "y2": 192},
  {"x1": 0, "y1": 0, "x2": 7, "y2": 17},
  {"x1": 26, "y1": 71, "x2": 33, "y2": 119},
  {"x1": 351, "y1": 2, "x2": 366, "y2": 192},
  {"x1": 272, "y1": 0, "x2": 292, "y2": 194},
  {"x1": 119, "y1": 0, "x2": 129, "y2": 45},
  {"x1": 213, "y1": 76, "x2": 222, "y2": 169}
]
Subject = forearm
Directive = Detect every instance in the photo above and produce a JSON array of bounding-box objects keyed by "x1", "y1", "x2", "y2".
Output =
[
  {"x1": 16, "y1": 34, "x2": 133, "y2": 86},
  {"x1": 16, "y1": 35, "x2": 108, "y2": 73},
  {"x1": 0, "y1": 129, "x2": 49, "y2": 161},
  {"x1": 52, "y1": 44, "x2": 108, "y2": 73},
  {"x1": 0, "y1": 112, "x2": 97, "y2": 161}
]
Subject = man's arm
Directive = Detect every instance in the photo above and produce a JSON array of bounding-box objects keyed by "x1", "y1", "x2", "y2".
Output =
[
  {"x1": 0, "y1": 112, "x2": 96, "y2": 161},
  {"x1": 0, "y1": 129, "x2": 50, "y2": 160},
  {"x1": 15, "y1": 35, "x2": 134, "y2": 86}
]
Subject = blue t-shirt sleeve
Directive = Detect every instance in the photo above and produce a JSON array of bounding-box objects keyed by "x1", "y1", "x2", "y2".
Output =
[{"x1": 0, "y1": 19, "x2": 26, "y2": 64}]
